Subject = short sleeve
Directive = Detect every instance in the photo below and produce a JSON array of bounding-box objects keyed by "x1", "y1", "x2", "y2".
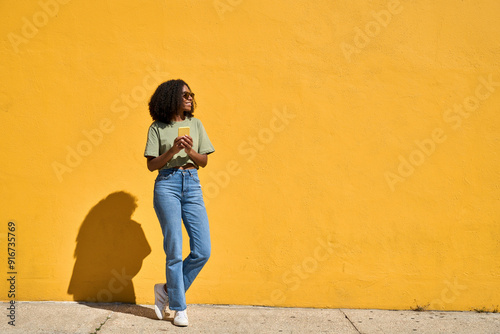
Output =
[
  {"x1": 144, "y1": 124, "x2": 160, "y2": 157},
  {"x1": 197, "y1": 120, "x2": 215, "y2": 155}
]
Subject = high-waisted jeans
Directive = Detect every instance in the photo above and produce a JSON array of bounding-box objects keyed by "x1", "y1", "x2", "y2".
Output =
[{"x1": 153, "y1": 168, "x2": 211, "y2": 311}]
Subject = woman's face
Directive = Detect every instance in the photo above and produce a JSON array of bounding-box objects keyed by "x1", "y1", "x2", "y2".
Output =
[{"x1": 180, "y1": 85, "x2": 193, "y2": 112}]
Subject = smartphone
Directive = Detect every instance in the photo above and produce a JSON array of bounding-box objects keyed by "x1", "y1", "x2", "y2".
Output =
[{"x1": 178, "y1": 127, "x2": 190, "y2": 137}]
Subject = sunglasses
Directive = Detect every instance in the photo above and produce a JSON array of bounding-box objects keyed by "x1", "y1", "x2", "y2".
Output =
[{"x1": 182, "y1": 92, "x2": 195, "y2": 99}]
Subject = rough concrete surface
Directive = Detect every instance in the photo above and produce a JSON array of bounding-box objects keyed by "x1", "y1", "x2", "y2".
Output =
[
  {"x1": 1, "y1": 302, "x2": 499, "y2": 333},
  {"x1": 342, "y1": 308, "x2": 500, "y2": 334}
]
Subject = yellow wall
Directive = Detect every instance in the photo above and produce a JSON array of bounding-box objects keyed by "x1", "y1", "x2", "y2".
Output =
[{"x1": 1, "y1": 0, "x2": 499, "y2": 311}]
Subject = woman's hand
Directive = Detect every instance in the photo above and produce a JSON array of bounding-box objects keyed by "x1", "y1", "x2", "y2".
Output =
[
  {"x1": 179, "y1": 135, "x2": 193, "y2": 154},
  {"x1": 146, "y1": 136, "x2": 205, "y2": 172},
  {"x1": 172, "y1": 136, "x2": 189, "y2": 154},
  {"x1": 171, "y1": 135, "x2": 208, "y2": 168},
  {"x1": 173, "y1": 135, "x2": 193, "y2": 155}
]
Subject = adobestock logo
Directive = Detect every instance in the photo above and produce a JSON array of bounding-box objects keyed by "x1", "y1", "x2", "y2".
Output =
[
  {"x1": 341, "y1": 0, "x2": 404, "y2": 63},
  {"x1": 86, "y1": 268, "x2": 134, "y2": 303},
  {"x1": 385, "y1": 128, "x2": 447, "y2": 192},
  {"x1": 385, "y1": 74, "x2": 499, "y2": 192},
  {"x1": 429, "y1": 277, "x2": 467, "y2": 310},
  {"x1": 7, "y1": 0, "x2": 73, "y2": 54},
  {"x1": 52, "y1": 65, "x2": 168, "y2": 182},
  {"x1": 203, "y1": 106, "x2": 296, "y2": 205},
  {"x1": 258, "y1": 234, "x2": 337, "y2": 307},
  {"x1": 0, "y1": 92, "x2": 13, "y2": 112},
  {"x1": 214, "y1": 0, "x2": 243, "y2": 20},
  {"x1": 237, "y1": 234, "x2": 337, "y2": 330}
]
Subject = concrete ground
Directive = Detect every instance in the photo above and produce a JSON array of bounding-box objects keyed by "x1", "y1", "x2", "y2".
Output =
[{"x1": 1, "y1": 302, "x2": 499, "y2": 333}]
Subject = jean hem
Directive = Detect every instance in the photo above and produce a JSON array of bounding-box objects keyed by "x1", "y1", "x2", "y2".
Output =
[{"x1": 169, "y1": 307, "x2": 187, "y2": 311}]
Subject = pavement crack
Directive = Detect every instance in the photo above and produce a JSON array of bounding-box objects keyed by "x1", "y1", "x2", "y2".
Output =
[
  {"x1": 340, "y1": 309, "x2": 361, "y2": 334},
  {"x1": 90, "y1": 312, "x2": 113, "y2": 334}
]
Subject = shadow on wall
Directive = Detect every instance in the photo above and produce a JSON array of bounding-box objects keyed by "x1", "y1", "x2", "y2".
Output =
[{"x1": 67, "y1": 191, "x2": 151, "y2": 303}]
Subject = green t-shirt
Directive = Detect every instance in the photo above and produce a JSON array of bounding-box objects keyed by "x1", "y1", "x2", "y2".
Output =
[{"x1": 144, "y1": 117, "x2": 215, "y2": 170}]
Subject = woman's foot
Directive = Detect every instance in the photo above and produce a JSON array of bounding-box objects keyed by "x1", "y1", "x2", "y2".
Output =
[
  {"x1": 173, "y1": 309, "x2": 189, "y2": 327},
  {"x1": 153, "y1": 283, "x2": 168, "y2": 320}
]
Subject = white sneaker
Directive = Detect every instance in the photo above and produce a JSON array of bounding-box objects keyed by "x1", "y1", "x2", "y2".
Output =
[
  {"x1": 154, "y1": 283, "x2": 168, "y2": 320},
  {"x1": 173, "y1": 309, "x2": 189, "y2": 327}
]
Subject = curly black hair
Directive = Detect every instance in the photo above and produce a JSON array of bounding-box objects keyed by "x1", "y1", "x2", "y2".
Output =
[{"x1": 148, "y1": 79, "x2": 196, "y2": 125}]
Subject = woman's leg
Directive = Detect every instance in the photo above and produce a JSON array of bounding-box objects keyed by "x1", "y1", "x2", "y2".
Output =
[
  {"x1": 181, "y1": 170, "x2": 211, "y2": 292},
  {"x1": 153, "y1": 171, "x2": 187, "y2": 311}
]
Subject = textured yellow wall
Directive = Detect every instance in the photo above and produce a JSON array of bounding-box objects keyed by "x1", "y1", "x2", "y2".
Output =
[{"x1": 1, "y1": 0, "x2": 499, "y2": 310}]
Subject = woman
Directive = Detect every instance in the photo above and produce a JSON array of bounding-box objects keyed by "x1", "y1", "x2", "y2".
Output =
[{"x1": 144, "y1": 79, "x2": 214, "y2": 327}]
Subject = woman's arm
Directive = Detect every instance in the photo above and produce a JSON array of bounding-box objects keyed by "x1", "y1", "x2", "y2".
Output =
[
  {"x1": 146, "y1": 149, "x2": 175, "y2": 171},
  {"x1": 188, "y1": 150, "x2": 208, "y2": 168},
  {"x1": 146, "y1": 136, "x2": 186, "y2": 171},
  {"x1": 146, "y1": 135, "x2": 209, "y2": 171},
  {"x1": 182, "y1": 135, "x2": 209, "y2": 168}
]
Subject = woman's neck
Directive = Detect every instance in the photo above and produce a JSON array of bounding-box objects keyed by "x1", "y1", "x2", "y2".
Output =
[{"x1": 172, "y1": 112, "x2": 185, "y2": 122}]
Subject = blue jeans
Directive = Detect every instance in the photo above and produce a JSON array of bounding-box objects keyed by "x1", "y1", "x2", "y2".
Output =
[{"x1": 153, "y1": 168, "x2": 211, "y2": 311}]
